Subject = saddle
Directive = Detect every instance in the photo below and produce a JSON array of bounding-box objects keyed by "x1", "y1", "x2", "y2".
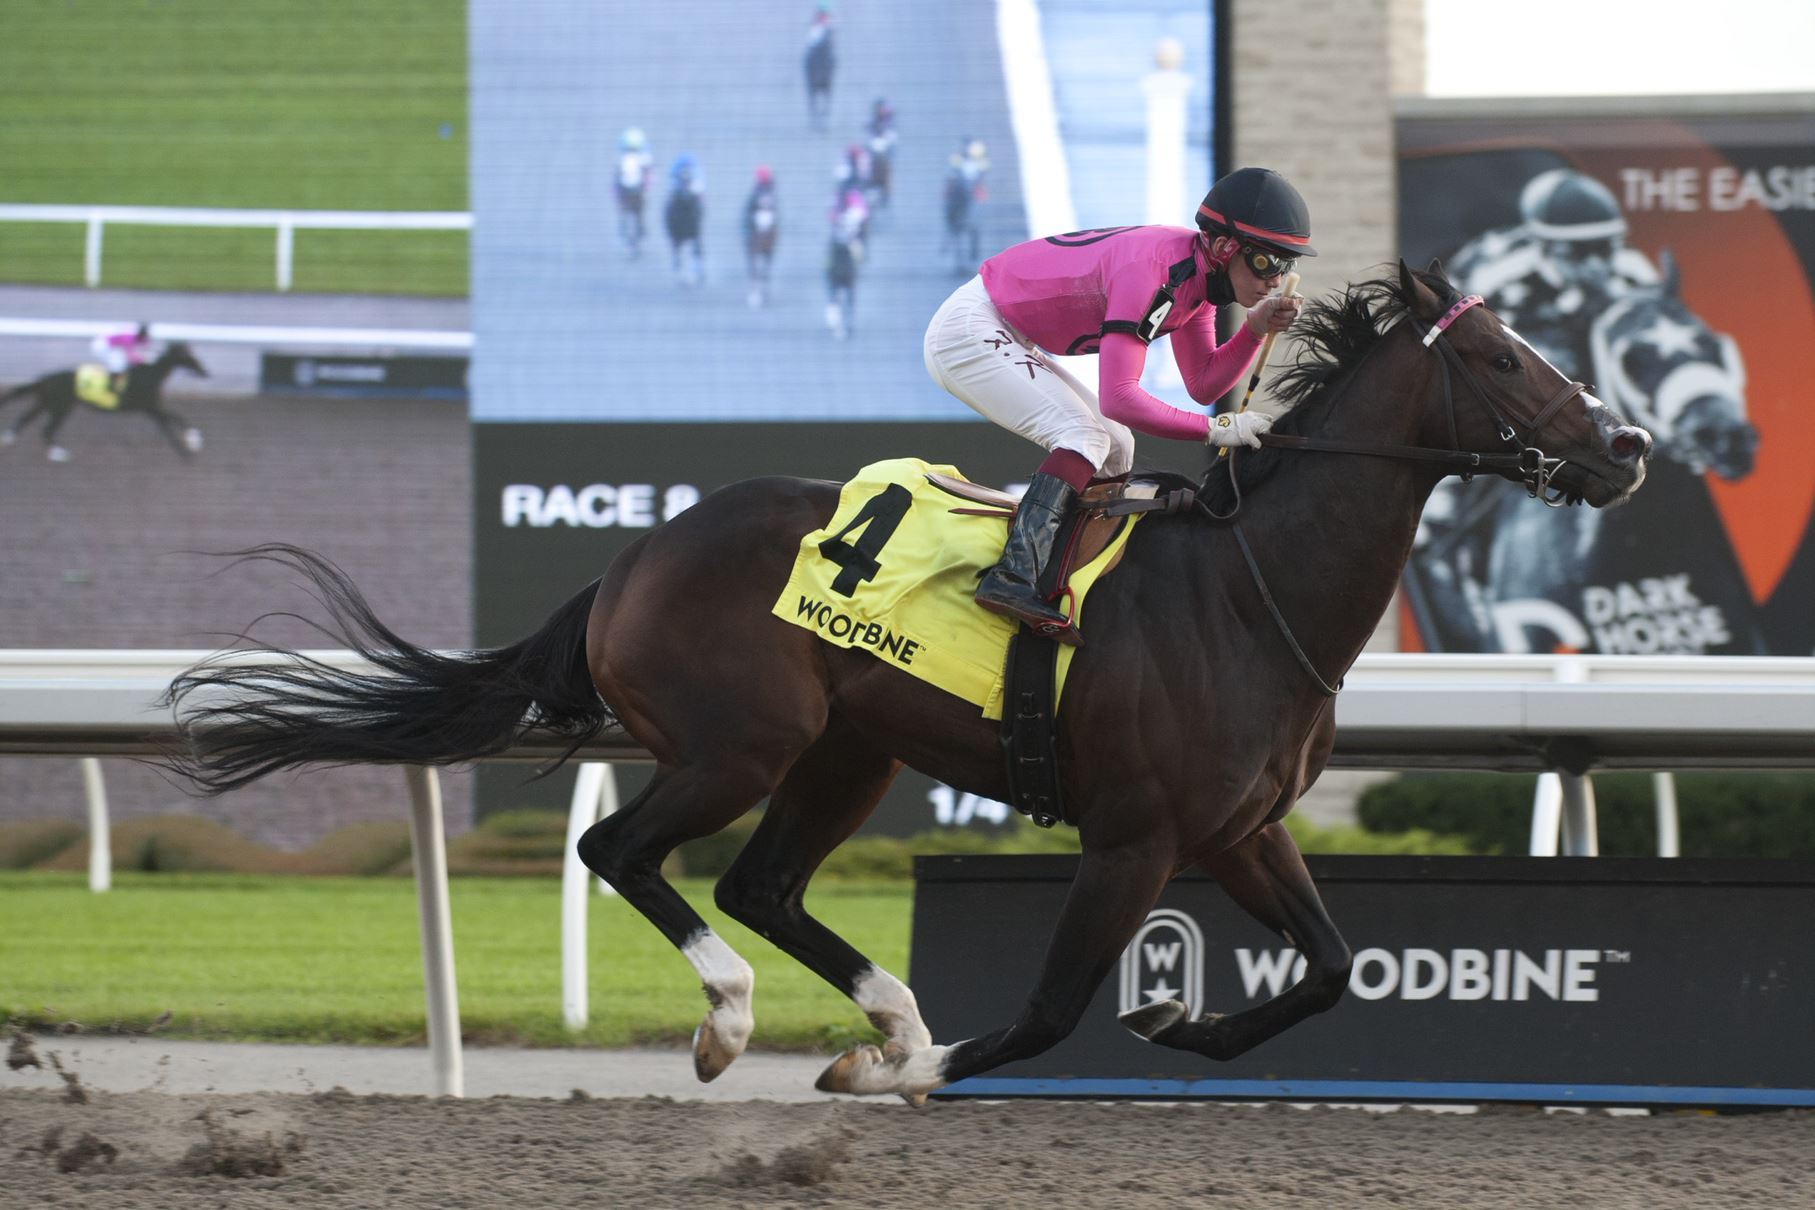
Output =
[
  {"x1": 925, "y1": 471, "x2": 1198, "y2": 829},
  {"x1": 924, "y1": 470, "x2": 1197, "y2": 598},
  {"x1": 74, "y1": 364, "x2": 123, "y2": 410}
]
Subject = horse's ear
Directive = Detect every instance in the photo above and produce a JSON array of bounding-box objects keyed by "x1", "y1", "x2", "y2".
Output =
[
  {"x1": 1658, "y1": 248, "x2": 1680, "y2": 297},
  {"x1": 1398, "y1": 258, "x2": 1445, "y2": 321},
  {"x1": 1424, "y1": 257, "x2": 1449, "y2": 282}
]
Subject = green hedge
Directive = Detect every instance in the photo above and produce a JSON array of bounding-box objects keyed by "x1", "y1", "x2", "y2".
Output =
[{"x1": 1357, "y1": 772, "x2": 1815, "y2": 858}]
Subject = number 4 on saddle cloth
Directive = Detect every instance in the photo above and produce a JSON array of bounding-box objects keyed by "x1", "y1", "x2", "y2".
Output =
[{"x1": 770, "y1": 457, "x2": 1195, "y2": 825}]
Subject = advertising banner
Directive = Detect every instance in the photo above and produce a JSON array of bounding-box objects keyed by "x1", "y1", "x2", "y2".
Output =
[
  {"x1": 911, "y1": 854, "x2": 1815, "y2": 1106},
  {"x1": 260, "y1": 353, "x2": 469, "y2": 400},
  {"x1": 1396, "y1": 107, "x2": 1815, "y2": 656}
]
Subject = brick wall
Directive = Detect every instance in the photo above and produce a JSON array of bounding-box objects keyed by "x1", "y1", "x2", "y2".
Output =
[
  {"x1": 1229, "y1": 0, "x2": 1405, "y2": 655},
  {"x1": 1228, "y1": 0, "x2": 1410, "y2": 818}
]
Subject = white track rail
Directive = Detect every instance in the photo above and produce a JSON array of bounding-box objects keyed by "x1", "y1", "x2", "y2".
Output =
[
  {"x1": 4, "y1": 649, "x2": 1812, "y2": 1094},
  {"x1": 0, "y1": 204, "x2": 470, "y2": 292}
]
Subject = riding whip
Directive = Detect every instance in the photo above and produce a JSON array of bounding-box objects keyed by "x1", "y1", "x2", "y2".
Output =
[
  {"x1": 1220, "y1": 271, "x2": 1300, "y2": 459},
  {"x1": 1237, "y1": 270, "x2": 1301, "y2": 414}
]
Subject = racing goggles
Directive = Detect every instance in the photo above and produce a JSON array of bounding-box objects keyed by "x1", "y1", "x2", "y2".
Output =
[{"x1": 1240, "y1": 244, "x2": 1296, "y2": 280}]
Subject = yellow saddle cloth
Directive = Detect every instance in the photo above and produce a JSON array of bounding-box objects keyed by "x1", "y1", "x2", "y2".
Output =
[
  {"x1": 771, "y1": 457, "x2": 1139, "y2": 720},
  {"x1": 75, "y1": 365, "x2": 121, "y2": 409}
]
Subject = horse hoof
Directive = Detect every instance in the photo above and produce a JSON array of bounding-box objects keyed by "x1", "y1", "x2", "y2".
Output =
[
  {"x1": 1119, "y1": 998, "x2": 1189, "y2": 1041},
  {"x1": 182, "y1": 428, "x2": 204, "y2": 453},
  {"x1": 900, "y1": 1092, "x2": 929, "y2": 1108},
  {"x1": 814, "y1": 1044, "x2": 882, "y2": 1094},
  {"x1": 692, "y1": 1017, "x2": 742, "y2": 1084},
  {"x1": 47, "y1": 445, "x2": 70, "y2": 464},
  {"x1": 0, "y1": 429, "x2": 15, "y2": 447}
]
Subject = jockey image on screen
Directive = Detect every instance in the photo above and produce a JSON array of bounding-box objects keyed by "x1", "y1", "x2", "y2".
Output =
[
  {"x1": 743, "y1": 165, "x2": 780, "y2": 309},
  {"x1": 615, "y1": 127, "x2": 654, "y2": 259},
  {"x1": 1446, "y1": 169, "x2": 1658, "y2": 379}
]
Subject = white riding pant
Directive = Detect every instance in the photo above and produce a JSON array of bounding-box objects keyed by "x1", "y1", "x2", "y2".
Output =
[{"x1": 923, "y1": 274, "x2": 1134, "y2": 476}]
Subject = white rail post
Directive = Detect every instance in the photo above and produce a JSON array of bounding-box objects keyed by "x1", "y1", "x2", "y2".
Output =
[
  {"x1": 1552, "y1": 657, "x2": 1599, "y2": 856},
  {"x1": 81, "y1": 757, "x2": 111, "y2": 892},
  {"x1": 1528, "y1": 772, "x2": 1562, "y2": 857},
  {"x1": 1558, "y1": 773, "x2": 1600, "y2": 856},
  {"x1": 1653, "y1": 771, "x2": 1681, "y2": 857},
  {"x1": 276, "y1": 217, "x2": 294, "y2": 292},
  {"x1": 562, "y1": 761, "x2": 621, "y2": 1031},
  {"x1": 405, "y1": 765, "x2": 463, "y2": 1097},
  {"x1": 84, "y1": 213, "x2": 104, "y2": 287}
]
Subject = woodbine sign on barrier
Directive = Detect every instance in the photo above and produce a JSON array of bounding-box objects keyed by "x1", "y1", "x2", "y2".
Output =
[
  {"x1": 911, "y1": 854, "x2": 1815, "y2": 1109},
  {"x1": 3, "y1": 649, "x2": 1813, "y2": 1099}
]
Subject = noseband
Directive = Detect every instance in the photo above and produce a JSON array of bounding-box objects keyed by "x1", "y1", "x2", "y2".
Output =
[{"x1": 1257, "y1": 294, "x2": 1589, "y2": 506}]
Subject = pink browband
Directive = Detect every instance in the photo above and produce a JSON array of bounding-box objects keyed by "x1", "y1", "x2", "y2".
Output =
[{"x1": 1421, "y1": 294, "x2": 1484, "y2": 348}]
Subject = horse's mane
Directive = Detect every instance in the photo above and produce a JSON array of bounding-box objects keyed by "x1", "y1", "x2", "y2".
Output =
[{"x1": 1198, "y1": 271, "x2": 1435, "y2": 512}]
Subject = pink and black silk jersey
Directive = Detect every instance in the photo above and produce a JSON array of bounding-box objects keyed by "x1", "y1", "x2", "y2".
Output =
[{"x1": 980, "y1": 225, "x2": 1212, "y2": 355}]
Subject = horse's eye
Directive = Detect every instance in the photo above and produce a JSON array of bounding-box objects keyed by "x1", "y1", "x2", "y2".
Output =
[{"x1": 1491, "y1": 352, "x2": 1518, "y2": 372}]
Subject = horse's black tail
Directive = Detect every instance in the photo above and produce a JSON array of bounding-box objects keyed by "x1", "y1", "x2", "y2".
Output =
[
  {"x1": 162, "y1": 544, "x2": 612, "y2": 794},
  {"x1": 0, "y1": 379, "x2": 39, "y2": 406}
]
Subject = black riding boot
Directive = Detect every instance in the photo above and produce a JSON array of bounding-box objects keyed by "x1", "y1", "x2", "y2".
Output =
[{"x1": 974, "y1": 472, "x2": 1081, "y2": 644}]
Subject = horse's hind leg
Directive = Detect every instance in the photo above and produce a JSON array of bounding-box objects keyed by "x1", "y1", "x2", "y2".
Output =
[
  {"x1": 576, "y1": 755, "x2": 797, "y2": 1077},
  {"x1": 712, "y1": 724, "x2": 929, "y2": 1077},
  {"x1": 819, "y1": 838, "x2": 1175, "y2": 1098},
  {"x1": 1121, "y1": 820, "x2": 1353, "y2": 1060}
]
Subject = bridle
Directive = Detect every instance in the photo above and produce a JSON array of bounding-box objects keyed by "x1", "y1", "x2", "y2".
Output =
[
  {"x1": 1256, "y1": 294, "x2": 1589, "y2": 506},
  {"x1": 1200, "y1": 291, "x2": 1591, "y2": 698}
]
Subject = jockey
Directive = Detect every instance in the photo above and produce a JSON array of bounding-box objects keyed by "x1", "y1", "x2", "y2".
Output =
[
  {"x1": 923, "y1": 166, "x2": 1313, "y2": 640},
  {"x1": 615, "y1": 127, "x2": 654, "y2": 256},
  {"x1": 90, "y1": 322, "x2": 156, "y2": 394}
]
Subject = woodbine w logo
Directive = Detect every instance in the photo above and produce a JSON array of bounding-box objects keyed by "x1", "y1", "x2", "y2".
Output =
[{"x1": 1118, "y1": 909, "x2": 1204, "y2": 1017}]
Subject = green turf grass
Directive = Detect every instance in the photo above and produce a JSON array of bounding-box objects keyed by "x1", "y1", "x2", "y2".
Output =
[
  {"x1": 0, "y1": 0, "x2": 468, "y2": 296},
  {"x1": 0, "y1": 872, "x2": 909, "y2": 1051}
]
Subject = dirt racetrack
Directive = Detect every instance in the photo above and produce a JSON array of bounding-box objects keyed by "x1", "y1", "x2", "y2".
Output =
[{"x1": 4, "y1": 1078, "x2": 1811, "y2": 1209}]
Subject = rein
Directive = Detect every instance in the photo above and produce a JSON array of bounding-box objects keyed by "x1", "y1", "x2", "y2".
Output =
[
  {"x1": 1199, "y1": 290, "x2": 1591, "y2": 697},
  {"x1": 1256, "y1": 298, "x2": 1588, "y2": 505}
]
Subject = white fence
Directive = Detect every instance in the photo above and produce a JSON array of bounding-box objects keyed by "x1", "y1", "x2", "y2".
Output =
[
  {"x1": 0, "y1": 316, "x2": 471, "y2": 352},
  {"x1": 0, "y1": 203, "x2": 471, "y2": 292},
  {"x1": 4, "y1": 648, "x2": 1813, "y2": 1096}
]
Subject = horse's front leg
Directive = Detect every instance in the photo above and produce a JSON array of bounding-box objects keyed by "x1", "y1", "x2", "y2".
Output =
[
  {"x1": 1121, "y1": 820, "x2": 1352, "y2": 1060},
  {"x1": 145, "y1": 406, "x2": 200, "y2": 456},
  {"x1": 817, "y1": 840, "x2": 1173, "y2": 1098}
]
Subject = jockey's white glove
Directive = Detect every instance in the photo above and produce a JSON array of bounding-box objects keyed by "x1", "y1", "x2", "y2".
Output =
[{"x1": 1206, "y1": 410, "x2": 1274, "y2": 449}]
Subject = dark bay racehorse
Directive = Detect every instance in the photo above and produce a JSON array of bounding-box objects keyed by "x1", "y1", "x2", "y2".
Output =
[
  {"x1": 0, "y1": 341, "x2": 209, "y2": 462},
  {"x1": 165, "y1": 262, "x2": 1649, "y2": 1099}
]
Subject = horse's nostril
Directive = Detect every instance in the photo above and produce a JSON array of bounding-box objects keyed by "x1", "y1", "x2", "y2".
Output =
[{"x1": 1609, "y1": 427, "x2": 1651, "y2": 463}]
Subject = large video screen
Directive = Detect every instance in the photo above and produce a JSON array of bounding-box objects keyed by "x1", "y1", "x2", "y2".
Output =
[
  {"x1": 469, "y1": 0, "x2": 1217, "y2": 423},
  {"x1": 469, "y1": 0, "x2": 1223, "y2": 830}
]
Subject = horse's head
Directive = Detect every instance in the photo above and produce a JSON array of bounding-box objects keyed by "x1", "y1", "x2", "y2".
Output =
[
  {"x1": 1588, "y1": 254, "x2": 1755, "y2": 479},
  {"x1": 1398, "y1": 259, "x2": 1651, "y2": 509},
  {"x1": 159, "y1": 341, "x2": 210, "y2": 379}
]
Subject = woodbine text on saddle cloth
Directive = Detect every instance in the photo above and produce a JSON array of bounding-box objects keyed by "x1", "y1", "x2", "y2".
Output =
[{"x1": 770, "y1": 458, "x2": 1137, "y2": 720}]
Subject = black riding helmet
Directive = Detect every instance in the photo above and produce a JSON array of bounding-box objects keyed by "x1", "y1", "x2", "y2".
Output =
[{"x1": 1195, "y1": 167, "x2": 1317, "y2": 258}]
